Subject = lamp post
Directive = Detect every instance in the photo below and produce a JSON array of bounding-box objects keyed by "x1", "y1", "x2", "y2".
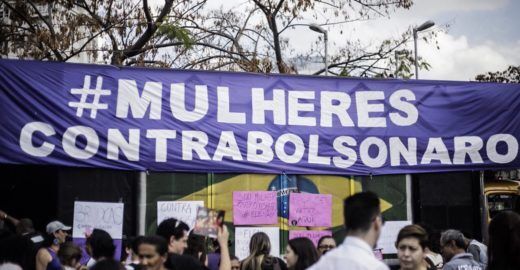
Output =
[
  {"x1": 413, "y1": 20, "x2": 434, "y2": 79},
  {"x1": 309, "y1": 23, "x2": 328, "y2": 76}
]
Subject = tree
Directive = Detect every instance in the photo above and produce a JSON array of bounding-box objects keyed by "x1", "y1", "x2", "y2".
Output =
[
  {"x1": 0, "y1": 0, "x2": 201, "y2": 65},
  {"x1": 475, "y1": 65, "x2": 520, "y2": 83},
  {"x1": 174, "y1": 0, "x2": 436, "y2": 76},
  {"x1": 1, "y1": 0, "x2": 437, "y2": 77}
]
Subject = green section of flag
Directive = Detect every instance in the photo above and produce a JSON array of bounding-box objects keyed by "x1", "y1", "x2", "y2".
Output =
[
  {"x1": 145, "y1": 172, "x2": 210, "y2": 235},
  {"x1": 357, "y1": 174, "x2": 407, "y2": 220}
]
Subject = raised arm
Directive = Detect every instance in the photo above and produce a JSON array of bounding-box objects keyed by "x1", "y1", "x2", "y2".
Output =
[{"x1": 217, "y1": 225, "x2": 231, "y2": 270}]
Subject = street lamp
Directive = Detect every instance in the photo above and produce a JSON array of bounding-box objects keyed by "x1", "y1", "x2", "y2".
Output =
[
  {"x1": 309, "y1": 23, "x2": 328, "y2": 76},
  {"x1": 413, "y1": 20, "x2": 434, "y2": 79}
]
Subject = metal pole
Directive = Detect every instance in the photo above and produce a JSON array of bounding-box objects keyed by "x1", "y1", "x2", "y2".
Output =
[
  {"x1": 479, "y1": 171, "x2": 488, "y2": 244},
  {"x1": 324, "y1": 32, "x2": 328, "y2": 76},
  {"x1": 413, "y1": 30, "x2": 419, "y2": 79},
  {"x1": 138, "y1": 171, "x2": 147, "y2": 235},
  {"x1": 406, "y1": 174, "x2": 413, "y2": 221}
]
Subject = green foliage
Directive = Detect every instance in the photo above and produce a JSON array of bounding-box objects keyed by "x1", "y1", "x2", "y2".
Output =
[
  {"x1": 339, "y1": 68, "x2": 349, "y2": 77},
  {"x1": 475, "y1": 65, "x2": 520, "y2": 83},
  {"x1": 156, "y1": 23, "x2": 194, "y2": 49}
]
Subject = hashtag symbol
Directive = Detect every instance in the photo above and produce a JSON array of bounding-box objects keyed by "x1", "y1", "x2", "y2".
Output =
[{"x1": 68, "y1": 75, "x2": 111, "y2": 118}]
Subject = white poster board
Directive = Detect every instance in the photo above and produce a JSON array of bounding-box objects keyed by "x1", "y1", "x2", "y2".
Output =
[
  {"x1": 157, "y1": 201, "x2": 204, "y2": 230},
  {"x1": 376, "y1": 220, "x2": 412, "y2": 254},
  {"x1": 72, "y1": 201, "x2": 124, "y2": 239},
  {"x1": 235, "y1": 227, "x2": 280, "y2": 260}
]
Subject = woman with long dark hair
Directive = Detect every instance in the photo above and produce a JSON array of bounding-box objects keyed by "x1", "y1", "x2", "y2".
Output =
[
  {"x1": 283, "y1": 237, "x2": 319, "y2": 270},
  {"x1": 240, "y1": 232, "x2": 287, "y2": 270},
  {"x1": 487, "y1": 211, "x2": 520, "y2": 270}
]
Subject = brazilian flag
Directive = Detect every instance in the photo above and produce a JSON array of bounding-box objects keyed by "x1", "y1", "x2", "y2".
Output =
[{"x1": 145, "y1": 173, "x2": 407, "y2": 255}]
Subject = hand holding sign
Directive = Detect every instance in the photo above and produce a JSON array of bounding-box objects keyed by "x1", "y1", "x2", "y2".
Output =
[
  {"x1": 193, "y1": 206, "x2": 225, "y2": 238},
  {"x1": 289, "y1": 193, "x2": 332, "y2": 227},
  {"x1": 233, "y1": 191, "x2": 277, "y2": 225}
]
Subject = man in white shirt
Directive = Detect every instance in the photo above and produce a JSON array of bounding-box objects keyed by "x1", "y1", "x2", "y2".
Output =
[{"x1": 308, "y1": 191, "x2": 388, "y2": 270}]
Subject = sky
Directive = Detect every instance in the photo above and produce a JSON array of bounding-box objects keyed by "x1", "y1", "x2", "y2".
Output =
[
  {"x1": 204, "y1": 0, "x2": 520, "y2": 81},
  {"x1": 372, "y1": 0, "x2": 520, "y2": 80}
]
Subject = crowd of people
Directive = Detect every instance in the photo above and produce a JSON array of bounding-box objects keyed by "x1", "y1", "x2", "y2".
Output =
[{"x1": 1, "y1": 191, "x2": 519, "y2": 270}]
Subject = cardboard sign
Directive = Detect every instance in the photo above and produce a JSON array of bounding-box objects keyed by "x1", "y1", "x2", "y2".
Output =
[
  {"x1": 376, "y1": 220, "x2": 412, "y2": 254},
  {"x1": 289, "y1": 193, "x2": 332, "y2": 227},
  {"x1": 157, "y1": 201, "x2": 204, "y2": 230},
  {"x1": 233, "y1": 191, "x2": 277, "y2": 225},
  {"x1": 289, "y1": 230, "x2": 332, "y2": 247},
  {"x1": 72, "y1": 201, "x2": 124, "y2": 263},
  {"x1": 235, "y1": 227, "x2": 280, "y2": 260},
  {"x1": 72, "y1": 201, "x2": 124, "y2": 239}
]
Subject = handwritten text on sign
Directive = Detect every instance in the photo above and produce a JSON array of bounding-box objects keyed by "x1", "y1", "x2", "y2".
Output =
[
  {"x1": 72, "y1": 201, "x2": 124, "y2": 239},
  {"x1": 233, "y1": 191, "x2": 277, "y2": 225},
  {"x1": 235, "y1": 227, "x2": 280, "y2": 260},
  {"x1": 289, "y1": 230, "x2": 332, "y2": 247},
  {"x1": 157, "y1": 201, "x2": 204, "y2": 230},
  {"x1": 289, "y1": 193, "x2": 332, "y2": 227},
  {"x1": 377, "y1": 220, "x2": 412, "y2": 254}
]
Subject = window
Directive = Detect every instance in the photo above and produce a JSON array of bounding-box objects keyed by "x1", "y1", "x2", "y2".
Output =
[{"x1": 487, "y1": 194, "x2": 519, "y2": 218}]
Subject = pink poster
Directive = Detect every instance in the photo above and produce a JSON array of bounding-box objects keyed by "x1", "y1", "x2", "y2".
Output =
[
  {"x1": 289, "y1": 230, "x2": 332, "y2": 247},
  {"x1": 233, "y1": 191, "x2": 278, "y2": 225},
  {"x1": 289, "y1": 193, "x2": 332, "y2": 227}
]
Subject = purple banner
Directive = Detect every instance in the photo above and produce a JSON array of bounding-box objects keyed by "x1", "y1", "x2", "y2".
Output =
[{"x1": 1, "y1": 59, "x2": 520, "y2": 175}]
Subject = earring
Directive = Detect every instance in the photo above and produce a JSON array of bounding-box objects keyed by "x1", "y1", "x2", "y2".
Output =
[{"x1": 53, "y1": 238, "x2": 60, "y2": 245}]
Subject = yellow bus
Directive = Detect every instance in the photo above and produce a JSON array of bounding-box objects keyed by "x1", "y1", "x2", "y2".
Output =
[{"x1": 484, "y1": 179, "x2": 520, "y2": 222}]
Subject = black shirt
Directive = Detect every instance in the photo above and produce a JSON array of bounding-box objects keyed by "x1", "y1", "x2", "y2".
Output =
[{"x1": 166, "y1": 253, "x2": 208, "y2": 270}]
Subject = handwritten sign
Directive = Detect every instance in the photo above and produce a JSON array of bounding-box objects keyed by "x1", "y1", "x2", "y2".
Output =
[
  {"x1": 376, "y1": 220, "x2": 412, "y2": 254},
  {"x1": 289, "y1": 193, "x2": 332, "y2": 227},
  {"x1": 72, "y1": 201, "x2": 124, "y2": 239},
  {"x1": 235, "y1": 227, "x2": 280, "y2": 260},
  {"x1": 289, "y1": 230, "x2": 332, "y2": 247},
  {"x1": 233, "y1": 191, "x2": 277, "y2": 225},
  {"x1": 157, "y1": 201, "x2": 204, "y2": 230}
]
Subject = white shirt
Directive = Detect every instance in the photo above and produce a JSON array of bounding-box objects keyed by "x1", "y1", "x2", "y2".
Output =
[
  {"x1": 86, "y1": 258, "x2": 96, "y2": 269},
  {"x1": 308, "y1": 236, "x2": 389, "y2": 270}
]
